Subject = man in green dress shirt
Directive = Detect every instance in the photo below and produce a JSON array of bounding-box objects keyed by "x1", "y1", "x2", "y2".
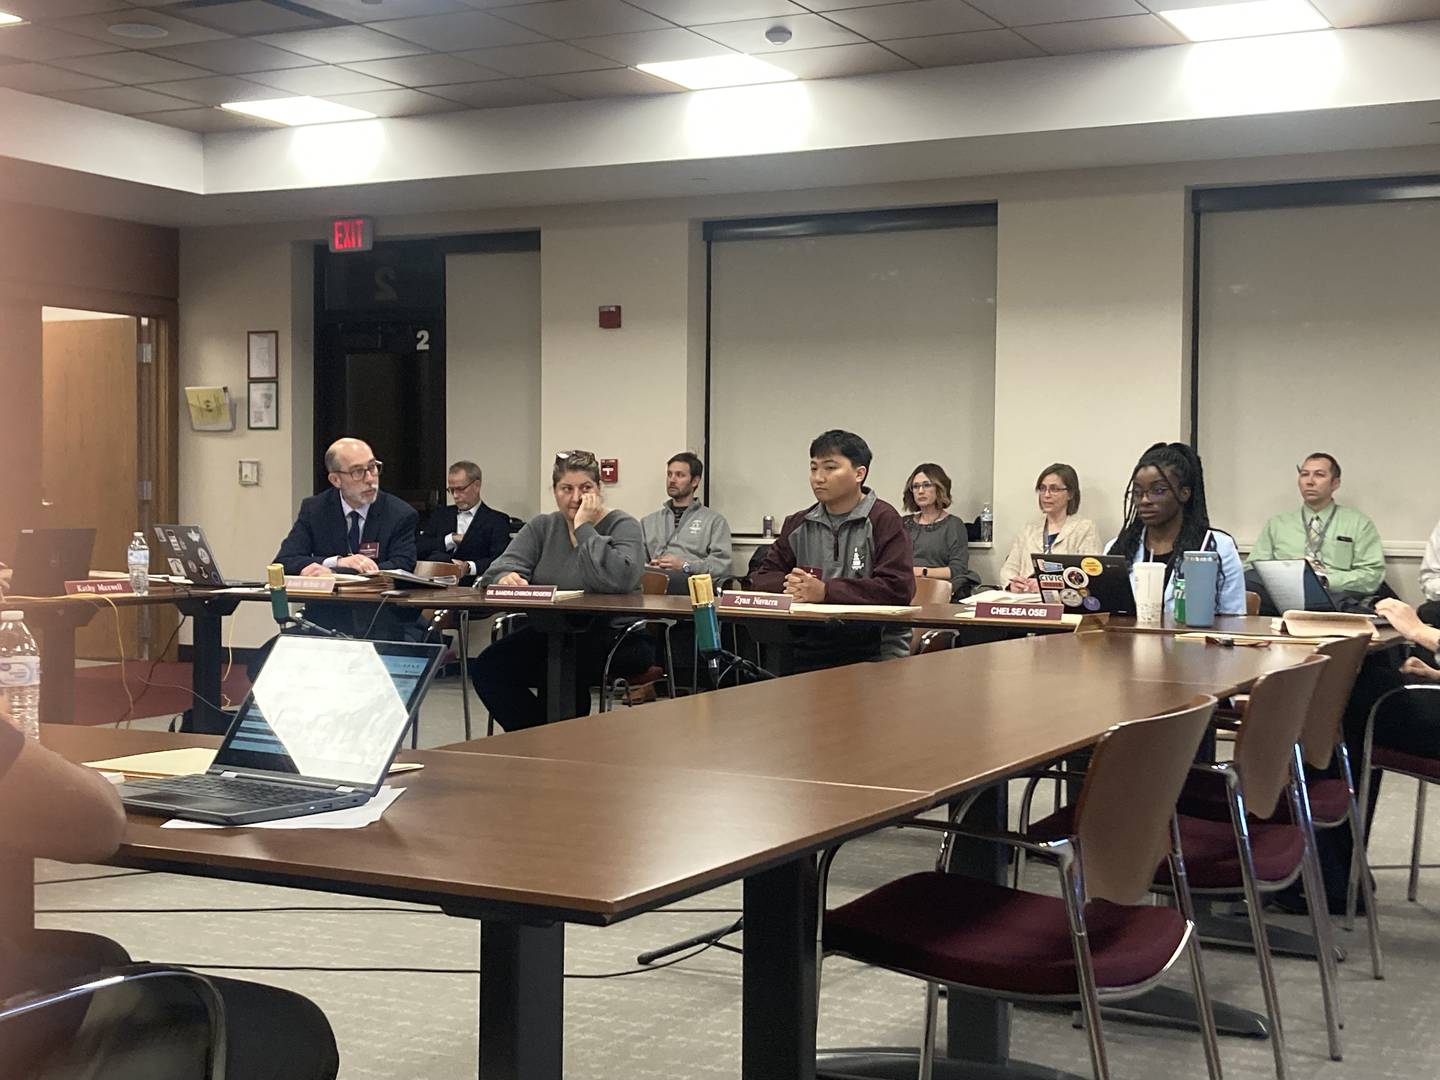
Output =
[{"x1": 1246, "y1": 452, "x2": 1385, "y2": 595}]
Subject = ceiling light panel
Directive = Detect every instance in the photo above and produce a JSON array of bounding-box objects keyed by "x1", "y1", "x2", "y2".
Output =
[
  {"x1": 1156, "y1": 0, "x2": 1331, "y2": 41},
  {"x1": 220, "y1": 94, "x2": 378, "y2": 125},
  {"x1": 637, "y1": 53, "x2": 798, "y2": 89}
]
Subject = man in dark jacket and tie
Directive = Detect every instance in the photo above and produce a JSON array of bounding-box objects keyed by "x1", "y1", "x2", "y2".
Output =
[
  {"x1": 416, "y1": 460, "x2": 512, "y2": 586},
  {"x1": 272, "y1": 436, "x2": 419, "y2": 639}
]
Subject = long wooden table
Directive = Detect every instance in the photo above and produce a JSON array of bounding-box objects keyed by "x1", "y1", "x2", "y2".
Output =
[{"x1": 25, "y1": 632, "x2": 1310, "y2": 1080}]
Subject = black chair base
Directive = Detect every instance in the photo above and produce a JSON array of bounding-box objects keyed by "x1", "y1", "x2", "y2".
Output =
[{"x1": 818, "y1": 1049, "x2": 1083, "y2": 1080}]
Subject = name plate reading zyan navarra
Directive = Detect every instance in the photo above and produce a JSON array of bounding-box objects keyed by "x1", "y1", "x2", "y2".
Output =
[
  {"x1": 284, "y1": 575, "x2": 335, "y2": 595},
  {"x1": 65, "y1": 579, "x2": 134, "y2": 596},
  {"x1": 974, "y1": 601, "x2": 1064, "y2": 622},
  {"x1": 718, "y1": 591, "x2": 793, "y2": 612},
  {"x1": 484, "y1": 584, "x2": 585, "y2": 603}
]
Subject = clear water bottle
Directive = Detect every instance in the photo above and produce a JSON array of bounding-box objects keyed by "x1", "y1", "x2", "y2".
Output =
[
  {"x1": 980, "y1": 502, "x2": 993, "y2": 543},
  {"x1": 128, "y1": 531, "x2": 149, "y2": 595},
  {"x1": 0, "y1": 610, "x2": 41, "y2": 740}
]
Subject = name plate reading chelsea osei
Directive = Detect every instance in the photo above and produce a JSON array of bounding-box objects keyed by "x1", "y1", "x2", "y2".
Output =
[
  {"x1": 975, "y1": 601, "x2": 1064, "y2": 622},
  {"x1": 486, "y1": 584, "x2": 559, "y2": 603},
  {"x1": 65, "y1": 579, "x2": 134, "y2": 596},
  {"x1": 718, "y1": 591, "x2": 793, "y2": 612}
]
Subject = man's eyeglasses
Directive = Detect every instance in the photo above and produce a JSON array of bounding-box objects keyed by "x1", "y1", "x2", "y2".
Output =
[
  {"x1": 447, "y1": 479, "x2": 478, "y2": 495},
  {"x1": 336, "y1": 460, "x2": 382, "y2": 481},
  {"x1": 1036, "y1": 484, "x2": 1069, "y2": 495}
]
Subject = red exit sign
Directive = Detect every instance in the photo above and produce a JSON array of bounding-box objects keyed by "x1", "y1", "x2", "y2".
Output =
[{"x1": 329, "y1": 217, "x2": 373, "y2": 253}]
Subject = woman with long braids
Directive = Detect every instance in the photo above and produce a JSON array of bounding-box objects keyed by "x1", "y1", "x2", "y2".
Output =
[{"x1": 1104, "y1": 441, "x2": 1246, "y2": 617}]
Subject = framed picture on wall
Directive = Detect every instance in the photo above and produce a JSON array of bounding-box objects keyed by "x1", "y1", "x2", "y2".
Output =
[
  {"x1": 247, "y1": 330, "x2": 279, "y2": 380},
  {"x1": 248, "y1": 380, "x2": 278, "y2": 430}
]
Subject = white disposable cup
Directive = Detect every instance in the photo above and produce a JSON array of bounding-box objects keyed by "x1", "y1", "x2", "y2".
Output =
[{"x1": 1134, "y1": 562, "x2": 1166, "y2": 625}]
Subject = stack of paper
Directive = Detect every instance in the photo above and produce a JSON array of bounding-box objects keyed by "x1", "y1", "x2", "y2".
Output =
[{"x1": 961, "y1": 588, "x2": 1043, "y2": 605}]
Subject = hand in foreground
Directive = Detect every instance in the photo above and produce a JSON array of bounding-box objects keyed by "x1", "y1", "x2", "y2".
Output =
[
  {"x1": 1400, "y1": 656, "x2": 1440, "y2": 682},
  {"x1": 496, "y1": 572, "x2": 529, "y2": 587},
  {"x1": 1376, "y1": 598, "x2": 1422, "y2": 640},
  {"x1": 300, "y1": 563, "x2": 329, "y2": 577},
  {"x1": 650, "y1": 554, "x2": 685, "y2": 570},
  {"x1": 783, "y1": 569, "x2": 826, "y2": 603},
  {"x1": 337, "y1": 554, "x2": 379, "y2": 574},
  {"x1": 1008, "y1": 576, "x2": 1038, "y2": 593},
  {"x1": 574, "y1": 491, "x2": 607, "y2": 528},
  {"x1": 452, "y1": 560, "x2": 471, "y2": 579}
]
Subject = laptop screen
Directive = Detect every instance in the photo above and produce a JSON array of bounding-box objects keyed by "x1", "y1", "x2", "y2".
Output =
[{"x1": 212, "y1": 637, "x2": 443, "y2": 789}]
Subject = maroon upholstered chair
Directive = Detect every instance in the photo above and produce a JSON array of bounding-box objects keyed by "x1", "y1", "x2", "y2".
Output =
[
  {"x1": 820, "y1": 696, "x2": 1222, "y2": 1080},
  {"x1": 1349, "y1": 683, "x2": 1440, "y2": 918}
]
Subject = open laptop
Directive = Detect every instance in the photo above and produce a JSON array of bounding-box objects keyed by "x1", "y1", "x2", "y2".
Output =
[
  {"x1": 152, "y1": 524, "x2": 263, "y2": 587},
  {"x1": 10, "y1": 528, "x2": 96, "y2": 596},
  {"x1": 1249, "y1": 559, "x2": 1385, "y2": 620},
  {"x1": 1032, "y1": 553, "x2": 1136, "y2": 615},
  {"x1": 119, "y1": 636, "x2": 444, "y2": 825}
]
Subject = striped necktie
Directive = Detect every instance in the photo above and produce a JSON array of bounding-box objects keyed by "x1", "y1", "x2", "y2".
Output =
[{"x1": 1305, "y1": 513, "x2": 1323, "y2": 564}]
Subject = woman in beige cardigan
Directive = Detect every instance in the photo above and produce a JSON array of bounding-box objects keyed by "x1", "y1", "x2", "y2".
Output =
[{"x1": 1000, "y1": 463, "x2": 1101, "y2": 592}]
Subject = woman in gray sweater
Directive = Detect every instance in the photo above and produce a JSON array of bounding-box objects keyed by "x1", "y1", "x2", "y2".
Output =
[
  {"x1": 470, "y1": 451, "x2": 650, "y2": 731},
  {"x1": 901, "y1": 463, "x2": 979, "y2": 601}
]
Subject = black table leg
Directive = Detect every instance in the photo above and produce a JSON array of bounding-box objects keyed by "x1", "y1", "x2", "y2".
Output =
[
  {"x1": 479, "y1": 920, "x2": 564, "y2": 1080},
  {"x1": 744, "y1": 857, "x2": 818, "y2": 1080},
  {"x1": 544, "y1": 628, "x2": 578, "y2": 725},
  {"x1": 188, "y1": 605, "x2": 228, "y2": 734}
]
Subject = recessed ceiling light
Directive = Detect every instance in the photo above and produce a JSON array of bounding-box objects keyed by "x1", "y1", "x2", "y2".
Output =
[
  {"x1": 220, "y1": 96, "x2": 377, "y2": 126},
  {"x1": 636, "y1": 55, "x2": 798, "y2": 91},
  {"x1": 0, "y1": 12, "x2": 26, "y2": 26},
  {"x1": 1157, "y1": 0, "x2": 1330, "y2": 42},
  {"x1": 107, "y1": 21, "x2": 170, "y2": 40}
]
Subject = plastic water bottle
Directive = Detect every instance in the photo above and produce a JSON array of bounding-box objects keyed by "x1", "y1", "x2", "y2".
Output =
[
  {"x1": 980, "y1": 502, "x2": 993, "y2": 543},
  {"x1": 0, "y1": 611, "x2": 41, "y2": 740},
  {"x1": 128, "y1": 531, "x2": 149, "y2": 595}
]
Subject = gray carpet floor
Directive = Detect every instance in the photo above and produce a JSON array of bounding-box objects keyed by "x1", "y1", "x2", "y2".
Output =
[{"x1": 34, "y1": 673, "x2": 1440, "y2": 1079}]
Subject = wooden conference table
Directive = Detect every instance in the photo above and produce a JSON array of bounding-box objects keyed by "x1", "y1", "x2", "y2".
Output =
[{"x1": 27, "y1": 631, "x2": 1316, "y2": 1080}]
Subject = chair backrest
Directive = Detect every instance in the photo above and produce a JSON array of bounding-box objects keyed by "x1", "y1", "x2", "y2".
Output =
[
  {"x1": 1073, "y1": 694, "x2": 1218, "y2": 905},
  {"x1": 914, "y1": 577, "x2": 952, "y2": 606},
  {"x1": 641, "y1": 569, "x2": 669, "y2": 595},
  {"x1": 1245, "y1": 590, "x2": 1261, "y2": 615},
  {"x1": 1232, "y1": 653, "x2": 1329, "y2": 818},
  {"x1": 414, "y1": 560, "x2": 457, "y2": 579},
  {"x1": 1298, "y1": 634, "x2": 1369, "y2": 769}
]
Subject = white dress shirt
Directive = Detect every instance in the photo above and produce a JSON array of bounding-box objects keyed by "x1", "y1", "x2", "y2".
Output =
[
  {"x1": 323, "y1": 499, "x2": 371, "y2": 569},
  {"x1": 1421, "y1": 517, "x2": 1440, "y2": 602},
  {"x1": 445, "y1": 505, "x2": 477, "y2": 552}
]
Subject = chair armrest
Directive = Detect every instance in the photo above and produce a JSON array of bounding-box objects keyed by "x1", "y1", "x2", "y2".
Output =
[
  {"x1": 0, "y1": 964, "x2": 228, "y2": 1079},
  {"x1": 898, "y1": 819, "x2": 1074, "y2": 860}
]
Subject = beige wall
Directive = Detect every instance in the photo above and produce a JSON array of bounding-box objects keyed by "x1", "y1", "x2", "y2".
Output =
[{"x1": 176, "y1": 146, "x2": 1440, "y2": 643}]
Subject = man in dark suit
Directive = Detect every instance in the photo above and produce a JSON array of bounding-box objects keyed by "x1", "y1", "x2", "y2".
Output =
[
  {"x1": 416, "y1": 460, "x2": 512, "y2": 585},
  {"x1": 273, "y1": 436, "x2": 419, "y2": 638}
]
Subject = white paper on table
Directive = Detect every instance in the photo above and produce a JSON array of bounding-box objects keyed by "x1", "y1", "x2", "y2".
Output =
[
  {"x1": 790, "y1": 603, "x2": 922, "y2": 616},
  {"x1": 161, "y1": 786, "x2": 404, "y2": 830},
  {"x1": 960, "y1": 589, "x2": 1043, "y2": 605}
]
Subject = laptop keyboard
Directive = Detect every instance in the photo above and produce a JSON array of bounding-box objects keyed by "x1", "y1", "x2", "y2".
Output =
[{"x1": 127, "y1": 774, "x2": 322, "y2": 807}]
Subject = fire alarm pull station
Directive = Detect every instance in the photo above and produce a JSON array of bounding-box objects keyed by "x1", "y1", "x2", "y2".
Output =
[
  {"x1": 598, "y1": 305, "x2": 621, "y2": 329},
  {"x1": 600, "y1": 459, "x2": 619, "y2": 484}
]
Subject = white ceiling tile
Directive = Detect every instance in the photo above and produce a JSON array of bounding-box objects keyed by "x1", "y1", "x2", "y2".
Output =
[
  {"x1": 691, "y1": 12, "x2": 864, "y2": 52},
  {"x1": 149, "y1": 37, "x2": 318, "y2": 71},
  {"x1": 425, "y1": 76, "x2": 571, "y2": 106},
  {"x1": 799, "y1": 0, "x2": 935, "y2": 9},
  {"x1": 530, "y1": 65, "x2": 681, "y2": 96},
  {"x1": 141, "y1": 72, "x2": 282, "y2": 102},
  {"x1": 302, "y1": 0, "x2": 470, "y2": 18},
  {"x1": 884, "y1": 27, "x2": 1045, "y2": 65},
  {"x1": 1017, "y1": 12, "x2": 1182, "y2": 52},
  {"x1": 47, "y1": 10, "x2": 232, "y2": 48},
  {"x1": 134, "y1": 104, "x2": 280, "y2": 131},
  {"x1": 490, "y1": 0, "x2": 671, "y2": 38},
  {"x1": 256, "y1": 25, "x2": 425, "y2": 63},
  {"x1": 578, "y1": 27, "x2": 734, "y2": 64},
  {"x1": 455, "y1": 40, "x2": 616, "y2": 75},
  {"x1": 343, "y1": 52, "x2": 502, "y2": 84},
  {"x1": 970, "y1": 0, "x2": 1145, "y2": 26},
  {"x1": 172, "y1": 1, "x2": 332, "y2": 35},
  {"x1": 371, "y1": 10, "x2": 544, "y2": 49},
  {"x1": 766, "y1": 41, "x2": 914, "y2": 77},
  {"x1": 325, "y1": 87, "x2": 468, "y2": 114},
  {"x1": 1304, "y1": 0, "x2": 1440, "y2": 26},
  {"x1": 628, "y1": 0, "x2": 808, "y2": 23},
  {"x1": 0, "y1": 0, "x2": 132, "y2": 19},
  {"x1": 0, "y1": 61, "x2": 116, "y2": 92},
  {"x1": 50, "y1": 47, "x2": 208, "y2": 82},
  {"x1": 54, "y1": 82, "x2": 196, "y2": 112},
  {"x1": 0, "y1": 25, "x2": 127, "y2": 60},
  {"x1": 823, "y1": 1, "x2": 1000, "y2": 39},
  {"x1": 247, "y1": 64, "x2": 402, "y2": 94}
]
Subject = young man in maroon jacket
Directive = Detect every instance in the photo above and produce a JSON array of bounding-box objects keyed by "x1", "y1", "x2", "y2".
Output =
[{"x1": 750, "y1": 430, "x2": 915, "y2": 672}]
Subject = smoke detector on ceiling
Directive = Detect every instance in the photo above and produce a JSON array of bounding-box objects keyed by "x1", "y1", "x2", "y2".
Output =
[{"x1": 764, "y1": 25, "x2": 792, "y2": 45}]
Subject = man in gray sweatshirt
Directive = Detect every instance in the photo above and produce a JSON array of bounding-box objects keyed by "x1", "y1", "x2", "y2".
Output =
[{"x1": 639, "y1": 452, "x2": 734, "y2": 592}]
